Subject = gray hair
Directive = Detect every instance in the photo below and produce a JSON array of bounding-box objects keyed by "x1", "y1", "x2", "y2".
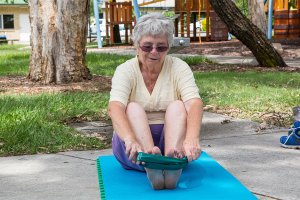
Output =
[{"x1": 132, "y1": 12, "x2": 174, "y2": 47}]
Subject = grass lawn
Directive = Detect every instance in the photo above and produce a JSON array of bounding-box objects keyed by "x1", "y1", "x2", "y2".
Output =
[
  {"x1": 0, "y1": 92, "x2": 109, "y2": 156},
  {"x1": 0, "y1": 44, "x2": 299, "y2": 156},
  {"x1": 196, "y1": 71, "x2": 299, "y2": 126},
  {"x1": 0, "y1": 45, "x2": 30, "y2": 76}
]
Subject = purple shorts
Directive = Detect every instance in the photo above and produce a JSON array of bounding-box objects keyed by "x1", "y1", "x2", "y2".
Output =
[{"x1": 112, "y1": 124, "x2": 164, "y2": 172}]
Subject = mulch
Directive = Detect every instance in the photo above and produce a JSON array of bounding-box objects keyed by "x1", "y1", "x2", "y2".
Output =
[
  {"x1": 0, "y1": 75, "x2": 111, "y2": 95},
  {"x1": 176, "y1": 38, "x2": 300, "y2": 59}
]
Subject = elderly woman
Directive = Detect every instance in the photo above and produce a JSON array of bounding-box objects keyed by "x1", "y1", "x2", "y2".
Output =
[{"x1": 108, "y1": 13, "x2": 203, "y2": 190}]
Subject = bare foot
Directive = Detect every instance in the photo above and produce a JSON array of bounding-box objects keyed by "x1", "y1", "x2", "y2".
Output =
[
  {"x1": 164, "y1": 149, "x2": 183, "y2": 189},
  {"x1": 145, "y1": 146, "x2": 165, "y2": 190}
]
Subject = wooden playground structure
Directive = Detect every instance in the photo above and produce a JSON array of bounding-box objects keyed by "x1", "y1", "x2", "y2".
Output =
[
  {"x1": 102, "y1": 0, "x2": 300, "y2": 45},
  {"x1": 174, "y1": 0, "x2": 228, "y2": 42},
  {"x1": 105, "y1": 1, "x2": 134, "y2": 45},
  {"x1": 270, "y1": 0, "x2": 300, "y2": 38}
]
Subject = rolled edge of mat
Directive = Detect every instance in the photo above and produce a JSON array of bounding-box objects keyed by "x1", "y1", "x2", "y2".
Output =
[{"x1": 97, "y1": 158, "x2": 106, "y2": 200}]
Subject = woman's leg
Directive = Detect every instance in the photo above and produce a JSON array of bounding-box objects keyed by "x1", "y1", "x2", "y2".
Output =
[
  {"x1": 164, "y1": 100, "x2": 187, "y2": 189},
  {"x1": 126, "y1": 102, "x2": 165, "y2": 190}
]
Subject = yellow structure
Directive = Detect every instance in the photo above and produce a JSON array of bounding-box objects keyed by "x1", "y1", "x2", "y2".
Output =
[
  {"x1": 264, "y1": 0, "x2": 300, "y2": 10},
  {"x1": 269, "y1": 0, "x2": 300, "y2": 39},
  {"x1": 274, "y1": 0, "x2": 299, "y2": 10},
  {"x1": 0, "y1": 1, "x2": 29, "y2": 43},
  {"x1": 138, "y1": 0, "x2": 166, "y2": 6}
]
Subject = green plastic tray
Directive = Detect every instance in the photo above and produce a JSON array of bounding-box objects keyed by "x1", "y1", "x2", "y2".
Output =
[{"x1": 137, "y1": 152, "x2": 188, "y2": 170}]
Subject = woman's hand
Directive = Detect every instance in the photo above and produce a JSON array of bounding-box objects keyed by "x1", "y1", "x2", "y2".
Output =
[
  {"x1": 124, "y1": 138, "x2": 143, "y2": 164},
  {"x1": 183, "y1": 138, "x2": 202, "y2": 162},
  {"x1": 183, "y1": 98, "x2": 203, "y2": 162}
]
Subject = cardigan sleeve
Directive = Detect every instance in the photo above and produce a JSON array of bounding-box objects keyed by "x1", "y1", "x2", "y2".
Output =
[
  {"x1": 109, "y1": 62, "x2": 133, "y2": 106},
  {"x1": 173, "y1": 58, "x2": 201, "y2": 102}
]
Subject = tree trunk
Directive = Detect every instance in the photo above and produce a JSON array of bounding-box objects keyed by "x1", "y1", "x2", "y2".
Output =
[
  {"x1": 248, "y1": 0, "x2": 267, "y2": 34},
  {"x1": 209, "y1": 0, "x2": 287, "y2": 67},
  {"x1": 28, "y1": 0, "x2": 92, "y2": 84}
]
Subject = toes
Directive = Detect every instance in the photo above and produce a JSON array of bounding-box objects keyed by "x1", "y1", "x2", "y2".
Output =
[
  {"x1": 166, "y1": 148, "x2": 183, "y2": 158},
  {"x1": 166, "y1": 148, "x2": 175, "y2": 157},
  {"x1": 152, "y1": 146, "x2": 162, "y2": 155}
]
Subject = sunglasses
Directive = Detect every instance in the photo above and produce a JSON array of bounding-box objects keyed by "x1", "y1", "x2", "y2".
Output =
[{"x1": 139, "y1": 44, "x2": 169, "y2": 53}]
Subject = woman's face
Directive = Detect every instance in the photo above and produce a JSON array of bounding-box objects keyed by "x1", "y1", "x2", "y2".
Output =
[{"x1": 137, "y1": 34, "x2": 169, "y2": 68}]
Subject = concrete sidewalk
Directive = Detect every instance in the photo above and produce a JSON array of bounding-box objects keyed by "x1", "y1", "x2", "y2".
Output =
[
  {"x1": 0, "y1": 112, "x2": 299, "y2": 200},
  {"x1": 203, "y1": 54, "x2": 300, "y2": 68}
]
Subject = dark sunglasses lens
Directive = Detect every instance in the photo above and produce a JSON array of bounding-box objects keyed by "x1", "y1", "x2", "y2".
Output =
[
  {"x1": 156, "y1": 46, "x2": 168, "y2": 52},
  {"x1": 140, "y1": 46, "x2": 168, "y2": 52},
  {"x1": 140, "y1": 46, "x2": 153, "y2": 52}
]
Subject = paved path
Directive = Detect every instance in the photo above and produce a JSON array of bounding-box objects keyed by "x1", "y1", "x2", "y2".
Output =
[
  {"x1": 203, "y1": 55, "x2": 300, "y2": 68},
  {"x1": 1, "y1": 112, "x2": 299, "y2": 200}
]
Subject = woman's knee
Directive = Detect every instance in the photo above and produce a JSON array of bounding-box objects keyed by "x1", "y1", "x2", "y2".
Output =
[
  {"x1": 126, "y1": 102, "x2": 146, "y2": 118},
  {"x1": 166, "y1": 100, "x2": 187, "y2": 119},
  {"x1": 126, "y1": 102, "x2": 142, "y2": 111}
]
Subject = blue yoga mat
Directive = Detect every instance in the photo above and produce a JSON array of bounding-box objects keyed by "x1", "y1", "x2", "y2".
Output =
[{"x1": 96, "y1": 152, "x2": 257, "y2": 200}]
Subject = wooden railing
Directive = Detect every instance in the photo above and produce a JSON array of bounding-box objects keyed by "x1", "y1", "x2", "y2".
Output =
[{"x1": 105, "y1": 2, "x2": 134, "y2": 45}]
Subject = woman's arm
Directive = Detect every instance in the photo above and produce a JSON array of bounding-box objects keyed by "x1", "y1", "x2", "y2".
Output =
[
  {"x1": 108, "y1": 101, "x2": 142, "y2": 163},
  {"x1": 183, "y1": 98, "x2": 204, "y2": 162}
]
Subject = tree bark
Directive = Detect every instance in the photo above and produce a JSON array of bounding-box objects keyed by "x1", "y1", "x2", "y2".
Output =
[
  {"x1": 248, "y1": 0, "x2": 267, "y2": 34},
  {"x1": 28, "y1": 0, "x2": 92, "y2": 84},
  {"x1": 209, "y1": 0, "x2": 287, "y2": 67}
]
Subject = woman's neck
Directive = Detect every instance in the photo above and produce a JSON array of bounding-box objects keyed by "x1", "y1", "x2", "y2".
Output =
[
  {"x1": 139, "y1": 61, "x2": 162, "y2": 94},
  {"x1": 139, "y1": 61, "x2": 162, "y2": 77}
]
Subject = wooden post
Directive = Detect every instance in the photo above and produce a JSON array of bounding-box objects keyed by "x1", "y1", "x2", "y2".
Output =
[
  {"x1": 192, "y1": 12, "x2": 197, "y2": 41},
  {"x1": 274, "y1": 0, "x2": 278, "y2": 10},
  {"x1": 174, "y1": 0, "x2": 180, "y2": 37},
  {"x1": 278, "y1": 0, "x2": 282, "y2": 9},
  {"x1": 175, "y1": 18, "x2": 179, "y2": 37},
  {"x1": 284, "y1": 0, "x2": 289, "y2": 9},
  {"x1": 199, "y1": 0, "x2": 202, "y2": 44},
  {"x1": 105, "y1": 2, "x2": 109, "y2": 45},
  {"x1": 110, "y1": 3, "x2": 115, "y2": 44},
  {"x1": 180, "y1": 12, "x2": 184, "y2": 37},
  {"x1": 186, "y1": 0, "x2": 191, "y2": 38},
  {"x1": 205, "y1": 0, "x2": 210, "y2": 41}
]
